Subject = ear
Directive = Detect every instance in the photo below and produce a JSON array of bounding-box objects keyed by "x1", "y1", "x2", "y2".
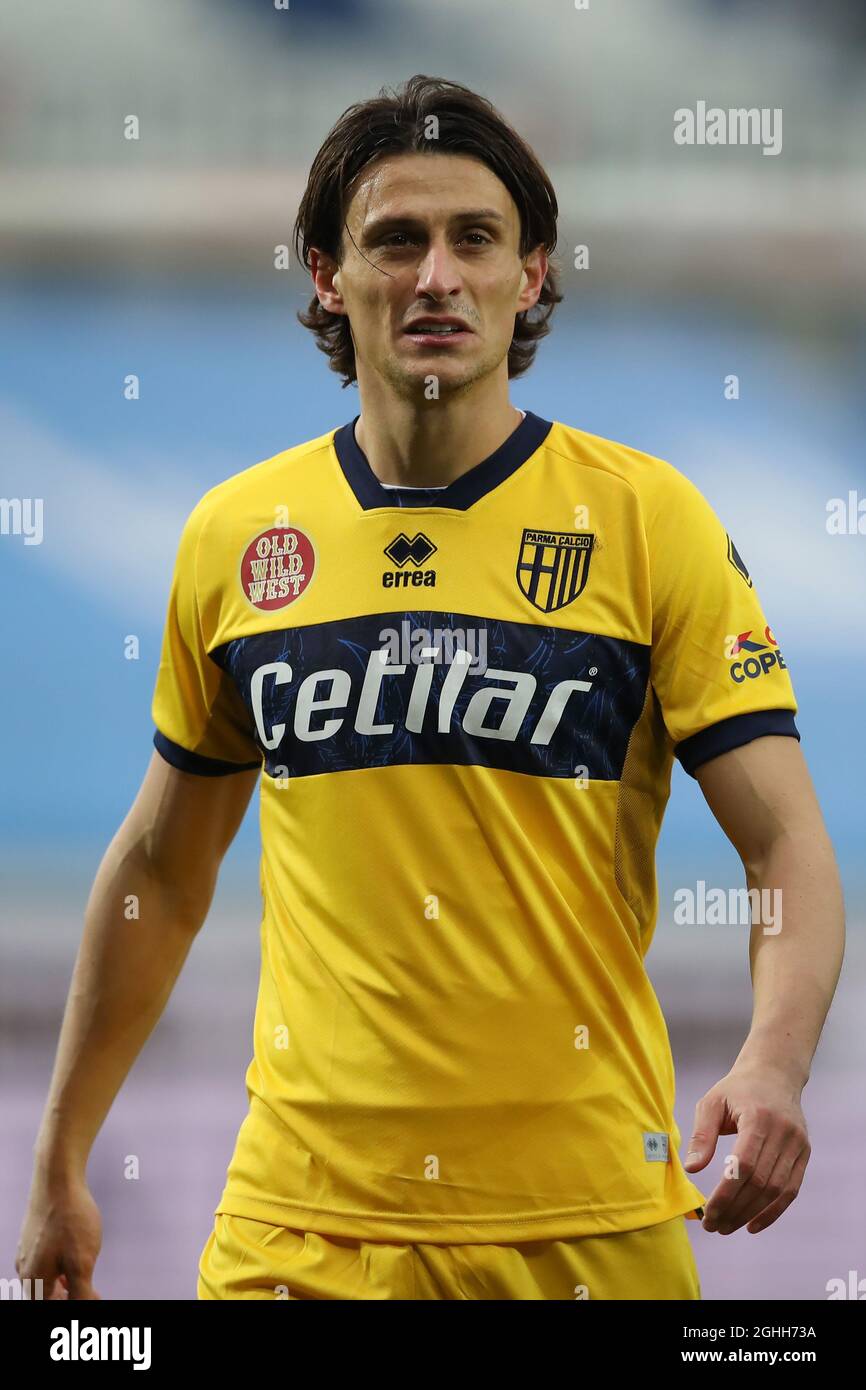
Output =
[
  {"x1": 309, "y1": 248, "x2": 347, "y2": 317},
  {"x1": 517, "y1": 247, "x2": 548, "y2": 314}
]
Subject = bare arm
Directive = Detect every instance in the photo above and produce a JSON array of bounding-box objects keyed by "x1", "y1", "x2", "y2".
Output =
[
  {"x1": 683, "y1": 735, "x2": 845, "y2": 1235},
  {"x1": 17, "y1": 749, "x2": 259, "y2": 1296}
]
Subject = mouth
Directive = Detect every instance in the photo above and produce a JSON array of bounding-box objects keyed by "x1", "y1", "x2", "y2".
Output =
[{"x1": 402, "y1": 316, "x2": 475, "y2": 347}]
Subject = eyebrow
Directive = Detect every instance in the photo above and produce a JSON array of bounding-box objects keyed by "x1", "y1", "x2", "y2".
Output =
[{"x1": 360, "y1": 208, "x2": 506, "y2": 241}]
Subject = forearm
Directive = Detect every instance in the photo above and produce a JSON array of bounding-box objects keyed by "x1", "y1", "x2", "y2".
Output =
[
  {"x1": 733, "y1": 827, "x2": 845, "y2": 1090},
  {"x1": 34, "y1": 830, "x2": 215, "y2": 1184}
]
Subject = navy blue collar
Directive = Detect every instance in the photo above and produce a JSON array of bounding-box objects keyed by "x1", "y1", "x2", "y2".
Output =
[{"x1": 333, "y1": 409, "x2": 553, "y2": 511}]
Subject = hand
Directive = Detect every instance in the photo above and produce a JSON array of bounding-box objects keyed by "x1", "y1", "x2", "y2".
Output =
[
  {"x1": 683, "y1": 1063, "x2": 811, "y2": 1235},
  {"x1": 16, "y1": 1173, "x2": 102, "y2": 1300}
]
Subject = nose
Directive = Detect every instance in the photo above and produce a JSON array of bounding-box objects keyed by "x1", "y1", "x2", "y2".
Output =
[{"x1": 414, "y1": 235, "x2": 463, "y2": 301}]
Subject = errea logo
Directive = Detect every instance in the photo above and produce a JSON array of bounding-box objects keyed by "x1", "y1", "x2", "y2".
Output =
[
  {"x1": 382, "y1": 531, "x2": 437, "y2": 588},
  {"x1": 643, "y1": 1132, "x2": 670, "y2": 1163}
]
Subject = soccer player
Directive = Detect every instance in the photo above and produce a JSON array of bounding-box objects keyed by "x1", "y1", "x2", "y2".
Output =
[{"x1": 18, "y1": 75, "x2": 844, "y2": 1301}]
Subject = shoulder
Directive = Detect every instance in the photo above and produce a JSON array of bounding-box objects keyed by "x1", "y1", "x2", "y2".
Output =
[
  {"x1": 545, "y1": 419, "x2": 707, "y2": 515},
  {"x1": 191, "y1": 427, "x2": 338, "y2": 529},
  {"x1": 171, "y1": 427, "x2": 340, "y2": 574}
]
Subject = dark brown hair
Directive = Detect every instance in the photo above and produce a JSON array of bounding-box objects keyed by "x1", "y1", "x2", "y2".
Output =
[{"x1": 293, "y1": 74, "x2": 562, "y2": 387}]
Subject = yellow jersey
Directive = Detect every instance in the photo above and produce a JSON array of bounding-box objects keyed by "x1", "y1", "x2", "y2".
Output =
[{"x1": 151, "y1": 410, "x2": 799, "y2": 1243}]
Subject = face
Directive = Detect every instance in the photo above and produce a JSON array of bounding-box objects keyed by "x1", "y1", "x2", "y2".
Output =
[{"x1": 310, "y1": 152, "x2": 548, "y2": 398}]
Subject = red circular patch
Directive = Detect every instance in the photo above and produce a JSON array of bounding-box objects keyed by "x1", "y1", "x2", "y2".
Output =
[{"x1": 239, "y1": 526, "x2": 316, "y2": 611}]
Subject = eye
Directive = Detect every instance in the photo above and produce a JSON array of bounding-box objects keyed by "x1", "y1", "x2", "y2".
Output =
[{"x1": 378, "y1": 229, "x2": 492, "y2": 249}]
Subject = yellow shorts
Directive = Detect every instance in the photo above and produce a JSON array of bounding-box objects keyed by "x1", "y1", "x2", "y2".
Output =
[{"x1": 197, "y1": 1212, "x2": 701, "y2": 1300}]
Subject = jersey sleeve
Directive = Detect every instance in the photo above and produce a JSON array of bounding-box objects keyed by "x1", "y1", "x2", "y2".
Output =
[
  {"x1": 646, "y1": 465, "x2": 799, "y2": 778},
  {"x1": 151, "y1": 500, "x2": 262, "y2": 776}
]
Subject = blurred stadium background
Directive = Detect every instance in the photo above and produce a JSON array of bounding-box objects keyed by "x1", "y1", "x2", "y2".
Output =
[{"x1": 1, "y1": 0, "x2": 864, "y2": 1300}]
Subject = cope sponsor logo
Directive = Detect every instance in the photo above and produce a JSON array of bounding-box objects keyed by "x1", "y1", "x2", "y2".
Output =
[
  {"x1": 724, "y1": 625, "x2": 787, "y2": 682},
  {"x1": 240, "y1": 526, "x2": 316, "y2": 611}
]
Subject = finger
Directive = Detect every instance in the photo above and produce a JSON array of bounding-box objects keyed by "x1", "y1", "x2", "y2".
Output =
[
  {"x1": 21, "y1": 1268, "x2": 66, "y2": 1300},
  {"x1": 16, "y1": 1249, "x2": 63, "y2": 1293},
  {"x1": 684, "y1": 1092, "x2": 726, "y2": 1172},
  {"x1": 715, "y1": 1135, "x2": 801, "y2": 1234},
  {"x1": 701, "y1": 1170, "x2": 742, "y2": 1230},
  {"x1": 746, "y1": 1147, "x2": 810, "y2": 1234},
  {"x1": 702, "y1": 1118, "x2": 771, "y2": 1229},
  {"x1": 66, "y1": 1272, "x2": 100, "y2": 1300},
  {"x1": 718, "y1": 1117, "x2": 809, "y2": 1233}
]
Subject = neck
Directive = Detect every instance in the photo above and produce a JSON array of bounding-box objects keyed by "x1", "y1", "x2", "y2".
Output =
[{"x1": 353, "y1": 376, "x2": 523, "y2": 488}]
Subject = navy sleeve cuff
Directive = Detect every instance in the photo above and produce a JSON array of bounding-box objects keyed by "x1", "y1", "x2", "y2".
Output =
[
  {"x1": 676, "y1": 709, "x2": 800, "y2": 778},
  {"x1": 153, "y1": 729, "x2": 261, "y2": 777}
]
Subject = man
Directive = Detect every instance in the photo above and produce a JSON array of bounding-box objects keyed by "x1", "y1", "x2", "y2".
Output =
[{"x1": 17, "y1": 75, "x2": 844, "y2": 1301}]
